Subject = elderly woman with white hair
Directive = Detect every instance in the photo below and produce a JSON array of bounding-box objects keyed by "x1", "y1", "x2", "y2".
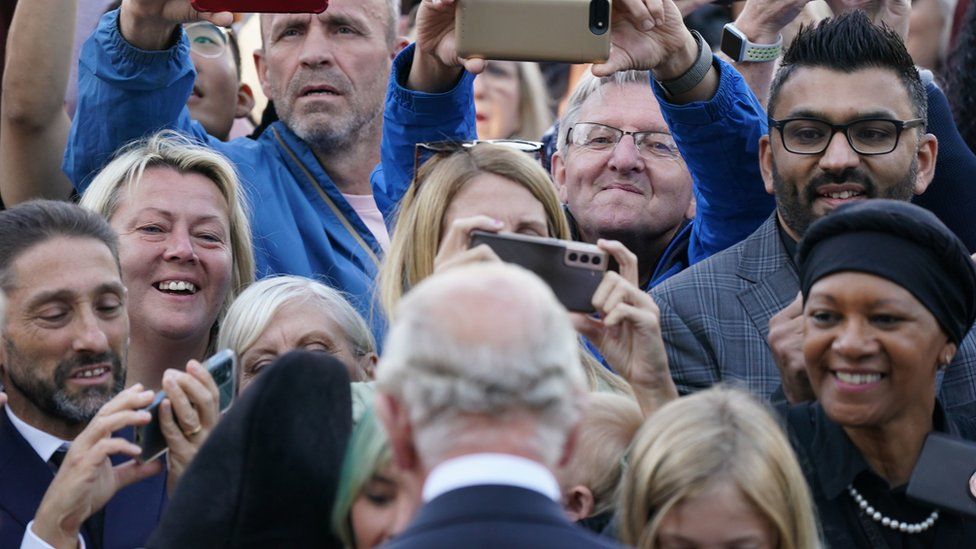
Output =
[{"x1": 217, "y1": 275, "x2": 378, "y2": 391}]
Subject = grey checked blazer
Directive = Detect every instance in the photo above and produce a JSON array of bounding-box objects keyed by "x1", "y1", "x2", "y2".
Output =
[{"x1": 651, "y1": 213, "x2": 976, "y2": 419}]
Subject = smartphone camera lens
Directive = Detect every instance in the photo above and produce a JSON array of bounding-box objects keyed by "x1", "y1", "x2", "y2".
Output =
[
  {"x1": 589, "y1": 0, "x2": 610, "y2": 35},
  {"x1": 581, "y1": 254, "x2": 590, "y2": 263},
  {"x1": 592, "y1": 256, "x2": 602, "y2": 265},
  {"x1": 569, "y1": 252, "x2": 579, "y2": 262}
]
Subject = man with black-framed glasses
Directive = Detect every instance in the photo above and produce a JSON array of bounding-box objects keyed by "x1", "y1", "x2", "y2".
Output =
[{"x1": 652, "y1": 12, "x2": 976, "y2": 422}]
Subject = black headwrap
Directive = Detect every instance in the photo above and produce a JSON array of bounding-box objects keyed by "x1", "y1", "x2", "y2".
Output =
[{"x1": 797, "y1": 200, "x2": 976, "y2": 344}]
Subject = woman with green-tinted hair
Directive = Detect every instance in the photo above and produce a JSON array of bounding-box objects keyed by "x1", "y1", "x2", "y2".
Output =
[{"x1": 333, "y1": 407, "x2": 420, "y2": 549}]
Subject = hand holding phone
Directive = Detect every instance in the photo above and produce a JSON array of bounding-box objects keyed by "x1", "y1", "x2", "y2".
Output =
[
  {"x1": 191, "y1": 0, "x2": 328, "y2": 14},
  {"x1": 468, "y1": 230, "x2": 608, "y2": 312},
  {"x1": 135, "y1": 349, "x2": 238, "y2": 463},
  {"x1": 907, "y1": 432, "x2": 976, "y2": 518}
]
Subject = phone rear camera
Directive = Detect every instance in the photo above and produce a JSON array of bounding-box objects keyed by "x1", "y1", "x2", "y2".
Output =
[
  {"x1": 592, "y1": 256, "x2": 602, "y2": 265},
  {"x1": 569, "y1": 252, "x2": 579, "y2": 262},
  {"x1": 581, "y1": 254, "x2": 590, "y2": 263},
  {"x1": 589, "y1": 0, "x2": 610, "y2": 35}
]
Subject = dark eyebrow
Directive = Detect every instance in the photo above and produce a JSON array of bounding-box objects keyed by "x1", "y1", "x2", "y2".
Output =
[
  {"x1": 786, "y1": 108, "x2": 900, "y2": 121},
  {"x1": 25, "y1": 282, "x2": 125, "y2": 310}
]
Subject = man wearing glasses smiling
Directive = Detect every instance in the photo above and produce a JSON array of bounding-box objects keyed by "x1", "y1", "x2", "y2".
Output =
[{"x1": 651, "y1": 13, "x2": 976, "y2": 421}]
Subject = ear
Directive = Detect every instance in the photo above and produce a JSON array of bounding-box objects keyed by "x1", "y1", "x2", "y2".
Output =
[
  {"x1": 939, "y1": 341, "x2": 958, "y2": 368},
  {"x1": 234, "y1": 83, "x2": 256, "y2": 119},
  {"x1": 253, "y1": 49, "x2": 274, "y2": 101},
  {"x1": 375, "y1": 392, "x2": 419, "y2": 472},
  {"x1": 362, "y1": 352, "x2": 378, "y2": 380},
  {"x1": 759, "y1": 134, "x2": 776, "y2": 196},
  {"x1": 912, "y1": 133, "x2": 938, "y2": 196},
  {"x1": 551, "y1": 151, "x2": 569, "y2": 203},
  {"x1": 563, "y1": 485, "x2": 596, "y2": 522},
  {"x1": 392, "y1": 36, "x2": 409, "y2": 58}
]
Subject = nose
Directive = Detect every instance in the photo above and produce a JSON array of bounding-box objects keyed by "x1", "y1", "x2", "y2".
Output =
[
  {"x1": 386, "y1": 496, "x2": 416, "y2": 542},
  {"x1": 831, "y1": 318, "x2": 878, "y2": 360},
  {"x1": 164, "y1": 228, "x2": 198, "y2": 264},
  {"x1": 72, "y1": 306, "x2": 112, "y2": 354},
  {"x1": 473, "y1": 74, "x2": 487, "y2": 99},
  {"x1": 607, "y1": 134, "x2": 645, "y2": 173},
  {"x1": 298, "y1": 20, "x2": 335, "y2": 68},
  {"x1": 818, "y1": 130, "x2": 861, "y2": 173}
]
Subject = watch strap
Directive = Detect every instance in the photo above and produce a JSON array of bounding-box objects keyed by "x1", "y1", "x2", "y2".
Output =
[
  {"x1": 723, "y1": 22, "x2": 782, "y2": 63},
  {"x1": 656, "y1": 30, "x2": 711, "y2": 98}
]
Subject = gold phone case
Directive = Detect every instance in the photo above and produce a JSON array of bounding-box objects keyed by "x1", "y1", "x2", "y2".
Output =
[{"x1": 456, "y1": 0, "x2": 612, "y2": 63}]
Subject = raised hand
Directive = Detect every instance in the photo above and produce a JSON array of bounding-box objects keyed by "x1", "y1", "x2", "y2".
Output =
[
  {"x1": 768, "y1": 293, "x2": 816, "y2": 403},
  {"x1": 32, "y1": 385, "x2": 164, "y2": 548},
  {"x1": 432, "y1": 216, "x2": 503, "y2": 274},
  {"x1": 735, "y1": 0, "x2": 813, "y2": 44},
  {"x1": 158, "y1": 360, "x2": 221, "y2": 494},
  {"x1": 408, "y1": 0, "x2": 486, "y2": 92},
  {"x1": 120, "y1": 0, "x2": 233, "y2": 50},
  {"x1": 593, "y1": 0, "x2": 691, "y2": 77},
  {"x1": 572, "y1": 239, "x2": 676, "y2": 417}
]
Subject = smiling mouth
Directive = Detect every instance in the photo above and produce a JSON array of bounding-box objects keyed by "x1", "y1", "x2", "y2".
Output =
[
  {"x1": 819, "y1": 190, "x2": 865, "y2": 200},
  {"x1": 154, "y1": 280, "x2": 198, "y2": 295},
  {"x1": 70, "y1": 365, "x2": 110, "y2": 379},
  {"x1": 833, "y1": 371, "x2": 884, "y2": 385}
]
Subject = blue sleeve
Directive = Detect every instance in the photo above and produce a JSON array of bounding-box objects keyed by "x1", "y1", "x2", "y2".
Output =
[
  {"x1": 912, "y1": 82, "x2": 976, "y2": 252},
  {"x1": 651, "y1": 57, "x2": 775, "y2": 264},
  {"x1": 373, "y1": 43, "x2": 477, "y2": 218},
  {"x1": 64, "y1": 9, "x2": 217, "y2": 192}
]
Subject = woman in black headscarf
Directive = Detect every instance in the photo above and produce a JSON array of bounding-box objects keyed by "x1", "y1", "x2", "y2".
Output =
[{"x1": 789, "y1": 199, "x2": 976, "y2": 547}]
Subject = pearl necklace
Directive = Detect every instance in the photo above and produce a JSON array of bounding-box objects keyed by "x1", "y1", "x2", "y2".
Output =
[{"x1": 847, "y1": 484, "x2": 939, "y2": 534}]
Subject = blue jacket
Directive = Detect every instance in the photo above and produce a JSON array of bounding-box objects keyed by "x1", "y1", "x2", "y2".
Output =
[
  {"x1": 375, "y1": 51, "x2": 775, "y2": 290},
  {"x1": 65, "y1": 13, "x2": 473, "y2": 342}
]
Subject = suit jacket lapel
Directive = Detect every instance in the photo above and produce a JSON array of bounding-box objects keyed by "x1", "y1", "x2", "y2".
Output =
[
  {"x1": 735, "y1": 215, "x2": 801, "y2": 340},
  {"x1": 0, "y1": 410, "x2": 55, "y2": 533}
]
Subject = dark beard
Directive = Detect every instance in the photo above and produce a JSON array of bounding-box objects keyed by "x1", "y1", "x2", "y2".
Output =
[
  {"x1": 4, "y1": 340, "x2": 126, "y2": 425},
  {"x1": 771, "y1": 160, "x2": 917, "y2": 238}
]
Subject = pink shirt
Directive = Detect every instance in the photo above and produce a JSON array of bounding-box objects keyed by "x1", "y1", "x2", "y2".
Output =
[{"x1": 342, "y1": 193, "x2": 391, "y2": 252}]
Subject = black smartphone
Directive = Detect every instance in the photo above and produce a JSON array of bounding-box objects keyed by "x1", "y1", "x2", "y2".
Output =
[
  {"x1": 134, "y1": 349, "x2": 238, "y2": 463},
  {"x1": 906, "y1": 432, "x2": 976, "y2": 518},
  {"x1": 469, "y1": 231, "x2": 608, "y2": 312}
]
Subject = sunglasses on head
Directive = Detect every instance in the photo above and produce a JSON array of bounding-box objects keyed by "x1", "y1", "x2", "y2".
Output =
[{"x1": 412, "y1": 139, "x2": 544, "y2": 187}]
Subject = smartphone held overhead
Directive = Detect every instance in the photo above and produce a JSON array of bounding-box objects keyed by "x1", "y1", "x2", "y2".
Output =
[
  {"x1": 456, "y1": 0, "x2": 612, "y2": 63},
  {"x1": 191, "y1": 0, "x2": 328, "y2": 14}
]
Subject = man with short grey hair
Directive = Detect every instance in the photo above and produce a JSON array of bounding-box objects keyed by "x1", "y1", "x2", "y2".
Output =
[{"x1": 375, "y1": 263, "x2": 619, "y2": 548}]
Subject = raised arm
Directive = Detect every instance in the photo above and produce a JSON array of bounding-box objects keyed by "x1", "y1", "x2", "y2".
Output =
[
  {"x1": 64, "y1": 0, "x2": 231, "y2": 192},
  {"x1": 0, "y1": 0, "x2": 76, "y2": 205}
]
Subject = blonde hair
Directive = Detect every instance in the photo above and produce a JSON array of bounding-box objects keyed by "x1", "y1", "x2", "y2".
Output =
[
  {"x1": 561, "y1": 392, "x2": 642, "y2": 516},
  {"x1": 80, "y1": 131, "x2": 255, "y2": 335},
  {"x1": 619, "y1": 387, "x2": 821, "y2": 549},
  {"x1": 376, "y1": 144, "x2": 628, "y2": 393},
  {"x1": 217, "y1": 275, "x2": 375, "y2": 374},
  {"x1": 512, "y1": 62, "x2": 554, "y2": 141}
]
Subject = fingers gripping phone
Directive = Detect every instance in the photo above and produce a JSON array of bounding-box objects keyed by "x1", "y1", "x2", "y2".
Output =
[
  {"x1": 456, "y1": 0, "x2": 612, "y2": 63},
  {"x1": 135, "y1": 349, "x2": 238, "y2": 463},
  {"x1": 469, "y1": 231, "x2": 609, "y2": 313},
  {"x1": 191, "y1": 0, "x2": 328, "y2": 14},
  {"x1": 906, "y1": 432, "x2": 976, "y2": 518}
]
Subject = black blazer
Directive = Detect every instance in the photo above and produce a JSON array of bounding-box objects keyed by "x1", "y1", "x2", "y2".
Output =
[
  {"x1": 384, "y1": 484, "x2": 622, "y2": 549},
  {"x1": 0, "y1": 410, "x2": 167, "y2": 549}
]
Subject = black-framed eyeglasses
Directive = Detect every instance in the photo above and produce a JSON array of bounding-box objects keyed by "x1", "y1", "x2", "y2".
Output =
[
  {"x1": 185, "y1": 21, "x2": 231, "y2": 59},
  {"x1": 412, "y1": 139, "x2": 544, "y2": 185},
  {"x1": 768, "y1": 116, "x2": 924, "y2": 155},
  {"x1": 566, "y1": 122, "x2": 680, "y2": 160}
]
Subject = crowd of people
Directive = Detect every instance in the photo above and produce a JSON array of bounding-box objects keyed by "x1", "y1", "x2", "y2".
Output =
[{"x1": 1, "y1": 0, "x2": 976, "y2": 547}]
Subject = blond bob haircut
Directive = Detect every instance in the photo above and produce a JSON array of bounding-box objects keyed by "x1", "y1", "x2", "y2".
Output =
[
  {"x1": 619, "y1": 387, "x2": 821, "y2": 549},
  {"x1": 217, "y1": 275, "x2": 376, "y2": 366},
  {"x1": 79, "y1": 130, "x2": 255, "y2": 328},
  {"x1": 561, "y1": 392, "x2": 642, "y2": 517},
  {"x1": 377, "y1": 143, "x2": 630, "y2": 394}
]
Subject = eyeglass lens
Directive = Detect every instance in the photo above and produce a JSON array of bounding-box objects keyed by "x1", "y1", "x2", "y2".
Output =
[
  {"x1": 781, "y1": 119, "x2": 901, "y2": 154},
  {"x1": 571, "y1": 123, "x2": 678, "y2": 159},
  {"x1": 185, "y1": 23, "x2": 228, "y2": 59}
]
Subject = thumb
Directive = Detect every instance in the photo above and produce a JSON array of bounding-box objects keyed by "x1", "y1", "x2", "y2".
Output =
[
  {"x1": 114, "y1": 459, "x2": 164, "y2": 490},
  {"x1": 196, "y1": 11, "x2": 235, "y2": 27},
  {"x1": 462, "y1": 57, "x2": 487, "y2": 75}
]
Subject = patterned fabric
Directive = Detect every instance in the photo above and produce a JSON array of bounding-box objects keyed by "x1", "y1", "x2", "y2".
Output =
[{"x1": 652, "y1": 213, "x2": 976, "y2": 419}]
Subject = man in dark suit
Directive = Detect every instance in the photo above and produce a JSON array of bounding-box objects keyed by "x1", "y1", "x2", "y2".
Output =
[
  {"x1": 0, "y1": 201, "x2": 214, "y2": 548},
  {"x1": 651, "y1": 12, "x2": 976, "y2": 418},
  {"x1": 375, "y1": 263, "x2": 620, "y2": 548}
]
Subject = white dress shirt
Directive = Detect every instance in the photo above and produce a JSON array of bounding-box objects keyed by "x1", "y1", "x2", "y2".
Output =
[
  {"x1": 422, "y1": 453, "x2": 562, "y2": 503},
  {"x1": 5, "y1": 407, "x2": 84, "y2": 549}
]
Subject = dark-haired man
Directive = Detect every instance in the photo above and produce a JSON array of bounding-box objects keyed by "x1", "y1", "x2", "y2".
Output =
[
  {"x1": 652, "y1": 11, "x2": 976, "y2": 417},
  {"x1": 0, "y1": 201, "x2": 216, "y2": 548}
]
